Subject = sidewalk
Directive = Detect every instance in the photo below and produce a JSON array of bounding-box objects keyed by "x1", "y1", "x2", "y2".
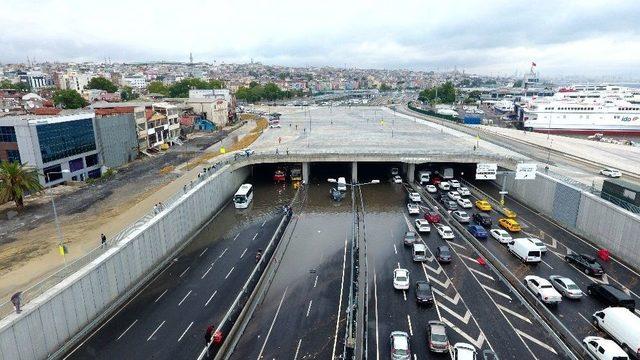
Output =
[{"x1": 0, "y1": 120, "x2": 256, "y2": 303}]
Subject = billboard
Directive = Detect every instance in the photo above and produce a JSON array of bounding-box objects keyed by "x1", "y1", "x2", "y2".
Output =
[
  {"x1": 476, "y1": 163, "x2": 497, "y2": 180},
  {"x1": 515, "y1": 163, "x2": 537, "y2": 180}
]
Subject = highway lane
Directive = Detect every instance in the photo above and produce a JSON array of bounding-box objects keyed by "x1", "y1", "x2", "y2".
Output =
[
  {"x1": 363, "y1": 181, "x2": 561, "y2": 359},
  {"x1": 65, "y1": 180, "x2": 295, "y2": 360},
  {"x1": 230, "y1": 182, "x2": 352, "y2": 360},
  {"x1": 462, "y1": 180, "x2": 640, "y2": 344}
]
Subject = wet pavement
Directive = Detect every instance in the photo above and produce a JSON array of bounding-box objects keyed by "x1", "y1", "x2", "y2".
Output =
[{"x1": 64, "y1": 179, "x2": 295, "y2": 360}]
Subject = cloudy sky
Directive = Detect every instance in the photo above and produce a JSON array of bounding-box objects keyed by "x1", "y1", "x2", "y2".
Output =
[{"x1": 1, "y1": 0, "x2": 639, "y2": 77}]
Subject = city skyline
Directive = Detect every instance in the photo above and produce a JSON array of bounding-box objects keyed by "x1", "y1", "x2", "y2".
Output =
[{"x1": 1, "y1": 0, "x2": 640, "y2": 77}]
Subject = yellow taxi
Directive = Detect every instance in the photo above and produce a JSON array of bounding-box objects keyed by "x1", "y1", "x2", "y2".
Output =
[
  {"x1": 475, "y1": 200, "x2": 492, "y2": 212},
  {"x1": 503, "y1": 208, "x2": 517, "y2": 219},
  {"x1": 499, "y1": 218, "x2": 521, "y2": 232}
]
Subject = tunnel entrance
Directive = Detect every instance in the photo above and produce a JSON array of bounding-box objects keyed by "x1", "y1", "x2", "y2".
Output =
[
  {"x1": 358, "y1": 162, "x2": 403, "y2": 183},
  {"x1": 310, "y1": 162, "x2": 352, "y2": 184},
  {"x1": 250, "y1": 162, "x2": 303, "y2": 183}
]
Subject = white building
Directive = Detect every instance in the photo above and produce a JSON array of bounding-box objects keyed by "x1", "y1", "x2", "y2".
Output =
[
  {"x1": 123, "y1": 76, "x2": 147, "y2": 89},
  {"x1": 58, "y1": 71, "x2": 91, "y2": 92},
  {"x1": 188, "y1": 89, "x2": 232, "y2": 103},
  {"x1": 152, "y1": 102, "x2": 180, "y2": 141},
  {"x1": 19, "y1": 71, "x2": 54, "y2": 91}
]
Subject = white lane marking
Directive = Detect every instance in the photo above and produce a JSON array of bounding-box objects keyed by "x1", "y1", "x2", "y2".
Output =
[
  {"x1": 374, "y1": 270, "x2": 380, "y2": 360},
  {"x1": 457, "y1": 253, "x2": 481, "y2": 264},
  {"x1": 154, "y1": 289, "x2": 168, "y2": 303},
  {"x1": 294, "y1": 338, "x2": 302, "y2": 360},
  {"x1": 437, "y1": 302, "x2": 471, "y2": 324},
  {"x1": 313, "y1": 275, "x2": 318, "y2": 288},
  {"x1": 441, "y1": 318, "x2": 486, "y2": 349},
  {"x1": 496, "y1": 304, "x2": 531, "y2": 323},
  {"x1": 424, "y1": 263, "x2": 443, "y2": 275},
  {"x1": 515, "y1": 329, "x2": 558, "y2": 354},
  {"x1": 261, "y1": 220, "x2": 267, "y2": 227},
  {"x1": 427, "y1": 275, "x2": 451, "y2": 289},
  {"x1": 306, "y1": 300, "x2": 313, "y2": 317},
  {"x1": 403, "y1": 290, "x2": 407, "y2": 301},
  {"x1": 225, "y1": 267, "x2": 235, "y2": 279},
  {"x1": 233, "y1": 234, "x2": 239, "y2": 242},
  {"x1": 116, "y1": 319, "x2": 138, "y2": 341},
  {"x1": 199, "y1": 248, "x2": 208, "y2": 257},
  {"x1": 578, "y1": 312, "x2": 599, "y2": 331},
  {"x1": 257, "y1": 287, "x2": 288, "y2": 360},
  {"x1": 177, "y1": 321, "x2": 194, "y2": 342},
  {"x1": 240, "y1": 248, "x2": 247, "y2": 259},
  {"x1": 407, "y1": 315, "x2": 414, "y2": 336},
  {"x1": 481, "y1": 284, "x2": 513, "y2": 301},
  {"x1": 413, "y1": 355, "x2": 417, "y2": 360},
  {"x1": 636, "y1": 309, "x2": 640, "y2": 317},
  {"x1": 204, "y1": 290, "x2": 217, "y2": 307},
  {"x1": 397, "y1": 262, "x2": 401, "y2": 269},
  {"x1": 147, "y1": 320, "x2": 166, "y2": 341},
  {"x1": 432, "y1": 288, "x2": 461, "y2": 305},
  {"x1": 540, "y1": 259, "x2": 554, "y2": 270},
  {"x1": 179, "y1": 266, "x2": 191, "y2": 278},
  {"x1": 469, "y1": 267, "x2": 495, "y2": 281},
  {"x1": 393, "y1": 244, "x2": 398, "y2": 255},
  {"x1": 201, "y1": 266, "x2": 212, "y2": 279},
  {"x1": 252, "y1": 233, "x2": 258, "y2": 241},
  {"x1": 178, "y1": 290, "x2": 192, "y2": 306},
  {"x1": 447, "y1": 241, "x2": 467, "y2": 250},
  {"x1": 331, "y1": 234, "x2": 349, "y2": 360},
  {"x1": 219, "y1": 248, "x2": 228, "y2": 258}
]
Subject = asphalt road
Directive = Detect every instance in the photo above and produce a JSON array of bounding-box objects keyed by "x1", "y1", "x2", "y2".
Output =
[
  {"x1": 363, "y1": 181, "x2": 562, "y2": 360},
  {"x1": 64, "y1": 180, "x2": 295, "y2": 360},
  {"x1": 230, "y1": 182, "x2": 352, "y2": 360}
]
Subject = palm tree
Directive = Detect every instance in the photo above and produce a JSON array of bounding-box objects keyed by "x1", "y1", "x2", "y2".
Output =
[{"x1": 0, "y1": 160, "x2": 43, "y2": 211}]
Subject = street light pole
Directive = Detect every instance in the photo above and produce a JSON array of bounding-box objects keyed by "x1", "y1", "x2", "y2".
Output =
[{"x1": 45, "y1": 170, "x2": 70, "y2": 266}]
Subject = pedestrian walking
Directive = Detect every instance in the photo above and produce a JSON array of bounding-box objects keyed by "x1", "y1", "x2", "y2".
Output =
[
  {"x1": 286, "y1": 148, "x2": 289, "y2": 155},
  {"x1": 183, "y1": 184, "x2": 187, "y2": 193},
  {"x1": 158, "y1": 202, "x2": 165, "y2": 211},
  {"x1": 275, "y1": 148, "x2": 279, "y2": 155},
  {"x1": 295, "y1": 124, "x2": 298, "y2": 130},
  {"x1": 278, "y1": 136, "x2": 282, "y2": 144},
  {"x1": 101, "y1": 233, "x2": 107, "y2": 249},
  {"x1": 153, "y1": 204, "x2": 159, "y2": 215},
  {"x1": 10, "y1": 292, "x2": 21, "y2": 314}
]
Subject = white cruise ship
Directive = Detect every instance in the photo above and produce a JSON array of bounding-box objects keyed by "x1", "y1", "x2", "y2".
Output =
[
  {"x1": 493, "y1": 97, "x2": 515, "y2": 113},
  {"x1": 522, "y1": 98, "x2": 640, "y2": 134}
]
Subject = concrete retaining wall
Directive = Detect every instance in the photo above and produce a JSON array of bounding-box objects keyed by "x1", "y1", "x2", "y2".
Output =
[
  {"x1": 0, "y1": 165, "x2": 249, "y2": 360},
  {"x1": 498, "y1": 172, "x2": 640, "y2": 269}
]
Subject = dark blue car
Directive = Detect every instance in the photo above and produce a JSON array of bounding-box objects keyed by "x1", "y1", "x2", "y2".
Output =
[{"x1": 468, "y1": 225, "x2": 488, "y2": 240}]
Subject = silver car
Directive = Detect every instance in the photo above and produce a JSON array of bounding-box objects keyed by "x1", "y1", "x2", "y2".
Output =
[
  {"x1": 390, "y1": 331, "x2": 411, "y2": 360},
  {"x1": 452, "y1": 210, "x2": 470, "y2": 223},
  {"x1": 548, "y1": 275, "x2": 583, "y2": 299}
]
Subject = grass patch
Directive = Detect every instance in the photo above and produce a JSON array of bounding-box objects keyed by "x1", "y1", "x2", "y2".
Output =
[{"x1": 159, "y1": 165, "x2": 175, "y2": 175}]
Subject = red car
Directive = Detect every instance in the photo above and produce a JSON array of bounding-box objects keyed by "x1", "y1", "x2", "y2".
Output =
[
  {"x1": 431, "y1": 177, "x2": 442, "y2": 185},
  {"x1": 424, "y1": 211, "x2": 442, "y2": 223},
  {"x1": 273, "y1": 170, "x2": 286, "y2": 183}
]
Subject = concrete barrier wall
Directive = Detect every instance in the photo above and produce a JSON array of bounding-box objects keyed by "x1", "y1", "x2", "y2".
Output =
[
  {"x1": 0, "y1": 165, "x2": 249, "y2": 360},
  {"x1": 499, "y1": 171, "x2": 640, "y2": 270}
]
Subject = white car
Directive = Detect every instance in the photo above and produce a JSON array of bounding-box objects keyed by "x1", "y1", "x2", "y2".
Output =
[
  {"x1": 393, "y1": 268, "x2": 410, "y2": 290},
  {"x1": 438, "y1": 181, "x2": 450, "y2": 191},
  {"x1": 426, "y1": 185, "x2": 437, "y2": 193},
  {"x1": 393, "y1": 175, "x2": 403, "y2": 184},
  {"x1": 435, "y1": 224, "x2": 455, "y2": 240},
  {"x1": 548, "y1": 275, "x2": 583, "y2": 299},
  {"x1": 269, "y1": 122, "x2": 281, "y2": 128},
  {"x1": 449, "y1": 179, "x2": 461, "y2": 188},
  {"x1": 456, "y1": 198, "x2": 472, "y2": 209},
  {"x1": 490, "y1": 229, "x2": 512, "y2": 244},
  {"x1": 583, "y1": 336, "x2": 628, "y2": 360},
  {"x1": 524, "y1": 275, "x2": 562, "y2": 305},
  {"x1": 600, "y1": 168, "x2": 622, "y2": 178},
  {"x1": 453, "y1": 343, "x2": 476, "y2": 360},
  {"x1": 448, "y1": 191, "x2": 461, "y2": 200},
  {"x1": 408, "y1": 192, "x2": 421, "y2": 202},
  {"x1": 415, "y1": 219, "x2": 431, "y2": 233},
  {"x1": 452, "y1": 210, "x2": 470, "y2": 223},
  {"x1": 458, "y1": 187, "x2": 471, "y2": 197},
  {"x1": 523, "y1": 237, "x2": 547, "y2": 253},
  {"x1": 407, "y1": 203, "x2": 420, "y2": 215}
]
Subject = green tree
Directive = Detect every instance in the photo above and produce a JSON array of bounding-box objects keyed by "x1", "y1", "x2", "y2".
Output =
[
  {"x1": 167, "y1": 78, "x2": 224, "y2": 98},
  {"x1": 0, "y1": 160, "x2": 43, "y2": 211},
  {"x1": 86, "y1": 76, "x2": 118, "y2": 92},
  {"x1": 147, "y1": 81, "x2": 169, "y2": 95},
  {"x1": 379, "y1": 83, "x2": 392, "y2": 92},
  {"x1": 513, "y1": 80, "x2": 523, "y2": 88},
  {"x1": 53, "y1": 89, "x2": 88, "y2": 109},
  {"x1": 0, "y1": 80, "x2": 30, "y2": 92},
  {"x1": 120, "y1": 86, "x2": 139, "y2": 101},
  {"x1": 418, "y1": 81, "x2": 456, "y2": 104}
]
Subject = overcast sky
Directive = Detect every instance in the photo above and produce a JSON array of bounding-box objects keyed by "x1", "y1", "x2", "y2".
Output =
[{"x1": 1, "y1": 0, "x2": 639, "y2": 77}]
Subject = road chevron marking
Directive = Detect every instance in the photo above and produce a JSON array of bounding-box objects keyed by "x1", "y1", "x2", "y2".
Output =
[
  {"x1": 432, "y1": 287, "x2": 461, "y2": 305},
  {"x1": 516, "y1": 329, "x2": 558, "y2": 354},
  {"x1": 437, "y1": 302, "x2": 471, "y2": 324},
  {"x1": 481, "y1": 284, "x2": 512, "y2": 301},
  {"x1": 423, "y1": 263, "x2": 443, "y2": 275},
  {"x1": 547, "y1": 249, "x2": 566, "y2": 259},
  {"x1": 441, "y1": 318, "x2": 486, "y2": 349},
  {"x1": 427, "y1": 275, "x2": 451, "y2": 289},
  {"x1": 469, "y1": 267, "x2": 495, "y2": 281},
  {"x1": 591, "y1": 274, "x2": 610, "y2": 285},
  {"x1": 457, "y1": 253, "x2": 480, "y2": 263},
  {"x1": 496, "y1": 304, "x2": 531, "y2": 323},
  {"x1": 447, "y1": 241, "x2": 467, "y2": 250}
]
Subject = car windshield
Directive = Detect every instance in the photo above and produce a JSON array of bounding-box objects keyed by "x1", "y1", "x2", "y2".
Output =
[
  {"x1": 431, "y1": 333, "x2": 447, "y2": 342},
  {"x1": 394, "y1": 348, "x2": 408, "y2": 356},
  {"x1": 440, "y1": 249, "x2": 450, "y2": 256},
  {"x1": 406, "y1": 232, "x2": 415, "y2": 239},
  {"x1": 396, "y1": 275, "x2": 407, "y2": 282},
  {"x1": 417, "y1": 283, "x2": 430, "y2": 291},
  {"x1": 444, "y1": 230, "x2": 453, "y2": 235},
  {"x1": 567, "y1": 284, "x2": 580, "y2": 290}
]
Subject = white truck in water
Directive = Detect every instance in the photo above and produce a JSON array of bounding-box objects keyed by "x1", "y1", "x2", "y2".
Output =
[
  {"x1": 442, "y1": 167, "x2": 454, "y2": 179},
  {"x1": 419, "y1": 171, "x2": 432, "y2": 185}
]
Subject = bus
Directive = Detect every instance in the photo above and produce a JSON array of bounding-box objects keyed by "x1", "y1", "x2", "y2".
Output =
[{"x1": 233, "y1": 184, "x2": 254, "y2": 209}]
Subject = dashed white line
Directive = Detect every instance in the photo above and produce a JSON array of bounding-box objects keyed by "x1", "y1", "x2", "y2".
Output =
[
  {"x1": 179, "y1": 266, "x2": 190, "y2": 278},
  {"x1": 219, "y1": 248, "x2": 228, "y2": 258},
  {"x1": 403, "y1": 290, "x2": 407, "y2": 301},
  {"x1": 225, "y1": 266, "x2": 235, "y2": 279},
  {"x1": 201, "y1": 266, "x2": 212, "y2": 279},
  {"x1": 177, "y1": 321, "x2": 194, "y2": 342},
  {"x1": 393, "y1": 244, "x2": 398, "y2": 255},
  {"x1": 116, "y1": 319, "x2": 137, "y2": 341},
  {"x1": 261, "y1": 220, "x2": 267, "y2": 227},
  {"x1": 374, "y1": 270, "x2": 380, "y2": 360},
  {"x1": 178, "y1": 290, "x2": 192, "y2": 306},
  {"x1": 199, "y1": 248, "x2": 208, "y2": 257},
  {"x1": 407, "y1": 315, "x2": 414, "y2": 336},
  {"x1": 240, "y1": 248, "x2": 247, "y2": 258},
  {"x1": 306, "y1": 300, "x2": 313, "y2": 317},
  {"x1": 232, "y1": 233, "x2": 240, "y2": 242},
  {"x1": 313, "y1": 275, "x2": 318, "y2": 288},
  {"x1": 294, "y1": 338, "x2": 302, "y2": 360},
  {"x1": 252, "y1": 233, "x2": 258, "y2": 241},
  {"x1": 147, "y1": 320, "x2": 166, "y2": 341},
  {"x1": 154, "y1": 289, "x2": 168, "y2": 303},
  {"x1": 331, "y1": 234, "x2": 349, "y2": 359},
  {"x1": 204, "y1": 290, "x2": 217, "y2": 307},
  {"x1": 257, "y1": 287, "x2": 288, "y2": 360}
]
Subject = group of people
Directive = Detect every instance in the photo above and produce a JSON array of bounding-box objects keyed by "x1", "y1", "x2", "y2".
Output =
[{"x1": 153, "y1": 202, "x2": 165, "y2": 215}]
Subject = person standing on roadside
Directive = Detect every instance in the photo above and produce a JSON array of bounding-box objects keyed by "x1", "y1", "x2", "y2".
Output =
[{"x1": 101, "y1": 234, "x2": 107, "y2": 249}]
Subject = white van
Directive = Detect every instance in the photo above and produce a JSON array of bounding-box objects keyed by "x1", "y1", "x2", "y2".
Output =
[
  {"x1": 337, "y1": 177, "x2": 347, "y2": 192},
  {"x1": 419, "y1": 171, "x2": 432, "y2": 185},
  {"x1": 592, "y1": 307, "x2": 640, "y2": 359},
  {"x1": 507, "y1": 238, "x2": 541, "y2": 263},
  {"x1": 412, "y1": 243, "x2": 428, "y2": 262}
]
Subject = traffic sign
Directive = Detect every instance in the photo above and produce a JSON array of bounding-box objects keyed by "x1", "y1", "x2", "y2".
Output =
[
  {"x1": 515, "y1": 163, "x2": 537, "y2": 179},
  {"x1": 475, "y1": 163, "x2": 497, "y2": 180}
]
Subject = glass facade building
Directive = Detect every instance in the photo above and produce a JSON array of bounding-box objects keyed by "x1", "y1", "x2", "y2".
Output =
[{"x1": 36, "y1": 118, "x2": 97, "y2": 163}]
